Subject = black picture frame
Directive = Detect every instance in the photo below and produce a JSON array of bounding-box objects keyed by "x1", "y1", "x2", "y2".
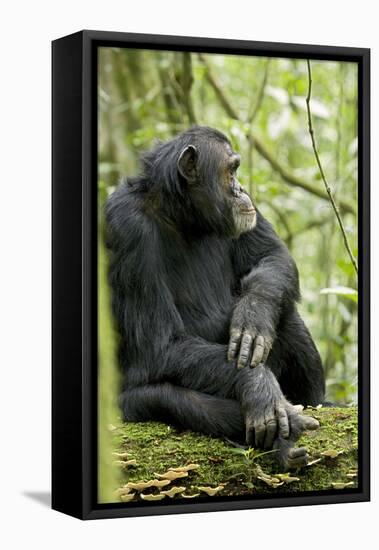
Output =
[{"x1": 52, "y1": 30, "x2": 370, "y2": 520}]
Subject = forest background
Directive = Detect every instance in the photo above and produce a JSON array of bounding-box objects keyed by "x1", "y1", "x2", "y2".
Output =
[{"x1": 98, "y1": 48, "x2": 359, "y2": 407}]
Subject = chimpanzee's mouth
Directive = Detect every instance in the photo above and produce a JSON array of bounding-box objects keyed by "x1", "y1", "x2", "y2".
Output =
[{"x1": 241, "y1": 208, "x2": 255, "y2": 215}]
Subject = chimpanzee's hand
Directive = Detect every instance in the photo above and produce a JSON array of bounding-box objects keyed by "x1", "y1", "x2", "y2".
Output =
[
  {"x1": 228, "y1": 296, "x2": 275, "y2": 368},
  {"x1": 244, "y1": 399, "x2": 319, "y2": 451}
]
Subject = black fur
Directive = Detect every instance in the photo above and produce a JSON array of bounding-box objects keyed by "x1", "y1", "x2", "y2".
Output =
[{"x1": 105, "y1": 126, "x2": 325, "y2": 469}]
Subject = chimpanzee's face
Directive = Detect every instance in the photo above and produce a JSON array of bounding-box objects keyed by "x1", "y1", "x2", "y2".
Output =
[
  {"x1": 220, "y1": 143, "x2": 257, "y2": 236},
  {"x1": 177, "y1": 137, "x2": 256, "y2": 238}
]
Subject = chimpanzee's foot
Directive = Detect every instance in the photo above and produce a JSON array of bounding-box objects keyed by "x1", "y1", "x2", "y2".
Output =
[
  {"x1": 274, "y1": 439, "x2": 309, "y2": 470},
  {"x1": 273, "y1": 407, "x2": 319, "y2": 470}
]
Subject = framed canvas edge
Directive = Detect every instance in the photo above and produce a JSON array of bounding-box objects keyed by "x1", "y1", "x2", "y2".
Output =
[{"x1": 52, "y1": 30, "x2": 370, "y2": 520}]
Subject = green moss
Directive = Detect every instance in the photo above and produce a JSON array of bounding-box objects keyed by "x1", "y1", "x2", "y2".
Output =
[{"x1": 111, "y1": 407, "x2": 358, "y2": 501}]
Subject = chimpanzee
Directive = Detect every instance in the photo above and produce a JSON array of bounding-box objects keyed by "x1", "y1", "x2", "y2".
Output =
[{"x1": 105, "y1": 126, "x2": 325, "y2": 470}]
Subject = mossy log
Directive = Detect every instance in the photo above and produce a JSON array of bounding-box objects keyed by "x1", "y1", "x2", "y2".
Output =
[{"x1": 111, "y1": 407, "x2": 358, "y2": 501}]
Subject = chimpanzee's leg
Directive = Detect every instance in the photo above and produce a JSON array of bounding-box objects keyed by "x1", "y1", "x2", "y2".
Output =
[
  {"x1": 267, "y1": 308, "x2": 325, "y2": 407},
  {"x1": 121, "y1": 337, "x2": 319, "y2": 469},
  {"x1": 153, "y1": 338, "x2": 313, "y2": 448},
  {"x1": 120, "y1": 382, "x2": 318, "y2": 470},
  {"x1": 120, "y1": 383, "x2": 245, "y2": 442}
]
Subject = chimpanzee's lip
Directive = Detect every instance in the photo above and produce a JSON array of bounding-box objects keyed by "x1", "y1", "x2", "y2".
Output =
[{"x1": 241, "y1": 208, "x2": 255, "y2": 214}]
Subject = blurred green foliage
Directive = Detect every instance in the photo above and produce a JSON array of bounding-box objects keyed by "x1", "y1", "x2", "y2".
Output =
[
  {"x1": 98, "y1": 230, "x2": 121, "y2": 502},
  {"x1": 98, "y1": 47, "x2": 358, "y2": 409}
]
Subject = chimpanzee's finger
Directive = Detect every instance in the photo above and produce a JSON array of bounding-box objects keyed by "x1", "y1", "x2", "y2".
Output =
[
  {"x1": 300, "y1": 416, "x2": 320, "y2": 431},
  {"x1": 250, "y1": 335, "x2": 265, "y2": 368},
  {"x1": 261, "y1": 341, "x2": 272, "y2": 364},
  {"x1": 287, "y1": 451, "x2": 309, "y2": 469},
  {"x1": 237, "y1": 331, "x2": 253, "y2": 369},
  {"x1": 287, "y1": 446, "x2": 309, "y2": 468},
  {"x1": 263, "y1": 415, "x2": 277, "y2": 449},
  {"x1": 292, "y1": 404, "x2": 304, "y2": 413},
  {"x1": 254, "y1": 421, "x2": 266, "y2": 448},
  {"x1": 228, "y1": 329, "x2": 242, "y2": 362},
  {"x1": 262, "y1": 335, "x2": 273, "y2": 364},
  {"x1": 277, "y1": 407, "x2": 290, "y2": 439},
  {"x1": 288, "y1": 446, "x2": 308, "y2": 458}
]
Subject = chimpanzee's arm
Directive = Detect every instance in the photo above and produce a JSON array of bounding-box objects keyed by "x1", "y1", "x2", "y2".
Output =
[{"x1": 229, "y1": 210, "x2": 300, "y2": 368}]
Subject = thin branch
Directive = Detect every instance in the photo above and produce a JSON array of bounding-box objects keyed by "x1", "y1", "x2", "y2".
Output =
[
  {"x1": 247, "y1": 135, "x2": 353, "y2": 214},
  {"x1": 198, "y1": 54, "x2": 355, "y2": 215},
  {"x1": 246, "y1": 59, "x2": 270, "y2": 193},
  {"x1": 181, "y1": 53, "x2": 197, "y2": 124},
  {"x1": 306, "y1": 60, "x2": 358, "y2": 275},
  {"x1": 248, "y1": 59, "x2": 271, "y2": 124},
  {"x1": 199, "y1": 54, "x2": 238, "y2": 119},
  {"x1": 157, "y1": 54, "x2": 182, "y2": 125}
]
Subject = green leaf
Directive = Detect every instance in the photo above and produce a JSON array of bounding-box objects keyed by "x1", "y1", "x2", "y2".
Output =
[
  {"x1": 229, "y1": 447, "x2": 249, "y2": 456},
  {"x1": 320, "y1": 286, "x2": 358, "y2": 303}
]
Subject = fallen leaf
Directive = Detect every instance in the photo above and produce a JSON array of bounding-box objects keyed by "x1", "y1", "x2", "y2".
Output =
[
  {"x1": 161, "y1": 486, "x2": 186, "y2": 498},
  {"x1": 277, "y1": 474, "x2": 300, "y2": 484},
  {"x1": 140, "y1": 493, "x2": 166, "y2": 501},
  {"x1": 168, "y1": 463, "x2": 200, "y2": 473},
  {"x1": 306, "y1": 458, "x2": 322, "y2": 467},
  {"x1": 112, "y1": 451, "x2": 132, "y2": 459},
  {"x1": 257, "y1": 475, "x2": 284, "y2": 488},
  {"x1": 197, "y1": 486, "x2": 224, "y2": 496},
  {"x1": 257, "y1": 473, "x2": 272, "y2": 481},
  {"x1": 331, "y1": 481, "x2": 354, "y2": 490},
  {"x1": 120, "y1": 493, "x2": 135, "y2": 502},
  {"x1": 154, "y1": 470, "x2": 188, "y2": 481},
  {"x1": 346, "y1": 473, "x2": 357, "y2": 479},
  {"x1": 321, "y1": 450, "x2": 343, "y2": 459},
  {"x1": 115, "y1": 487, "x2": 132, "y2": 497},
  {"x1": 255, "y1": 466, "x2": 276, "y2": 482},
  {"x1": 125, "y1": 479, "x2": 171, "y2": 491}
]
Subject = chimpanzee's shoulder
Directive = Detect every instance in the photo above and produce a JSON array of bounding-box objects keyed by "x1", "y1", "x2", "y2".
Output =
[{"x1": 104, "y1": 179, "x2": 158, "y2": 250}]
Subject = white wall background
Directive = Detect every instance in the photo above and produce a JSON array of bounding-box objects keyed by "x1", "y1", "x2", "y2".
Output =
[{"x1": 0, "y1": 0, "x2": 376, "y2": 547}]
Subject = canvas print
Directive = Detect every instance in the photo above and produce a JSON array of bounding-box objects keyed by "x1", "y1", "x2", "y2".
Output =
[{"x1": 97, "y1": 48, "x2": 359, "y2": 505}]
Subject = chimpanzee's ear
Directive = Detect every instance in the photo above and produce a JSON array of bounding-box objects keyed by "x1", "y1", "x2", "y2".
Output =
[{"x1": 177, "y1": 145, "x2": 198, "y2": 183}]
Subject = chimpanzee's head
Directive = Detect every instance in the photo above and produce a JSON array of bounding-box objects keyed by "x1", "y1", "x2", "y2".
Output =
[{"x1": 141, "y1": 126, "x2": 256, "y2": 238}]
